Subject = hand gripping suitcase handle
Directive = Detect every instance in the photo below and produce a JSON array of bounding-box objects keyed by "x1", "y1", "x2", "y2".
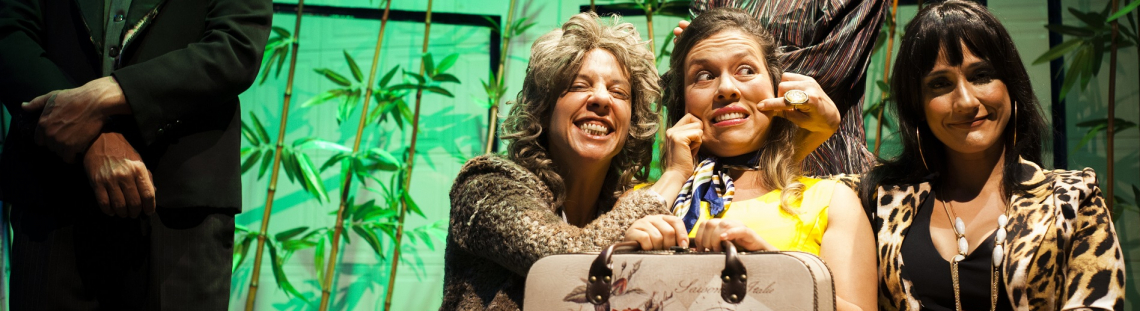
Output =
[{"x1": 586, "y1": 240, "x2": 748, "y2": 305}]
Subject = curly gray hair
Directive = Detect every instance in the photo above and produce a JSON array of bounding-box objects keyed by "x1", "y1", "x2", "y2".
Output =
[{"x1": 501, "y1": 12, "x2": 661, "y2": 210}]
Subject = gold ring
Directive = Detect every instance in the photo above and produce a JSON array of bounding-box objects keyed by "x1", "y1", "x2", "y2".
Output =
[{"x1": 784, "y1": 89, "x2": 809, "y2": 106}]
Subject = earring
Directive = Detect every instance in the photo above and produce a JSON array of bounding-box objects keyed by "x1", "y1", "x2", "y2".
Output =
[
  {"x1": 1013, "y1": 102, "x2": 1018, "y2": 147},
  {"x1": 917, "y1": 127, "x2": 930, "y2": 171}
]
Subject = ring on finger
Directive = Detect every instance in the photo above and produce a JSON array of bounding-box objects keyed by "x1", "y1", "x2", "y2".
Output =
[{"x1": 784, "y1": 89, "x2": 809, "y2": 107}]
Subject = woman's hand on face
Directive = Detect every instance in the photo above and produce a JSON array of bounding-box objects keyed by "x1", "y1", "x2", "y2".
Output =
[
  {"x1": 624, "y1": 215, "x2": 689, "y2": 250},
  {"x1": 757, "y1": 73, "x2": 841, "y2": 135},
  {"x1": 694, "y1": 219, "x2": 777, "y2": 252},
  {"x1": 663, "y1": 113, "x2": 703, "y2": 177}
]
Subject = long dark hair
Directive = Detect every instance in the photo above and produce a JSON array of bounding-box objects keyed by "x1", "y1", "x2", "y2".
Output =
[{"x1": 859, "y1": 0, "x2": 1050, "y2": 207}]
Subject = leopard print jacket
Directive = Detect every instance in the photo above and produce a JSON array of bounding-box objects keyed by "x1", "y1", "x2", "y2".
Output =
[
  {"x1": 863, "y1": 158, "x2": 1126, "y2": 311},
  {"x1": 441, "y1": 155, "x2": 671, "y2": 311}
]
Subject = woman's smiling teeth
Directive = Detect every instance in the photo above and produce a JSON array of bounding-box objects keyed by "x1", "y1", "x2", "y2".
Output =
[
  {"x1": 577, "y1": 121, "x2": 610, "y2": 136},
  {"x1": 715, "y1": 112, "x2": 747, "y2": 123}
]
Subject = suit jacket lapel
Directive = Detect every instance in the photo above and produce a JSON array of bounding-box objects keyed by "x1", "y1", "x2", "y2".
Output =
[
  {"x1": 1001, "y1": 158, "x2": 1057, "y2": 310},
  {"x1": 74, "y1": 0, "x2": 104, "y2": 48},
  {"x1": 124, "y1": 0, "x2": 163, "y2": 31}
]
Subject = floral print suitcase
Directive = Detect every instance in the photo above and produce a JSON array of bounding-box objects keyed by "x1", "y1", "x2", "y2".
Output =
[{"x1": 524, "y1": 241, "x2": 835, "y2": 311}]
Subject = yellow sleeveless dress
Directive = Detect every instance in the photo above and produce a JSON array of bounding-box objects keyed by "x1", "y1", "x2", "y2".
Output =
[{"x1": 687, "y1": 177, "x2": 836, "y2": 255}]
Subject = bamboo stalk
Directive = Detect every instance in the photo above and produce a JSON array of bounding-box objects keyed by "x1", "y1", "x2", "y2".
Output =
[
  {"x1": 646, "y1": 6, "x2": 655, "y2": 63},
  {"x1": 316, "y1": 2, "x2": 393, "y2": 311},
  {"x1": 591, "y1": 0, "x2": 595, "y2": 12},
  {"x1": 1107, "y1": 0, "x2": 1118, "y2": 213},
  {"x1": 245, "y1": 2, "x2": 306, "y2": 309},
  {"x1": 383, "y1": 1, "x2": 432, "y2": 310},
  {"x1": 873, "y1": 0, "x2": 899, "y2": 156},
  {"x1": 484, "y1": 0, "x2": 518, "y2": 154}
]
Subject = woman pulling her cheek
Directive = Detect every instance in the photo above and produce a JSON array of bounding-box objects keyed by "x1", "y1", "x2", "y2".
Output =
[
  {"x1": 860, "y1": 1, "x2": 1125, "y2": 310},
  {"x1": 624, "y1": 8, "x2": 877, "y2": 311},
  {"x1": 443, "y1": 12, "x2": 670, "y2": 311}
]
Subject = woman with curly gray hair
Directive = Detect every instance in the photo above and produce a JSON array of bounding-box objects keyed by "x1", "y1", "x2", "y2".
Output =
[{"x1": 441, "y1": 12, "x2": 672, "y2": 310}]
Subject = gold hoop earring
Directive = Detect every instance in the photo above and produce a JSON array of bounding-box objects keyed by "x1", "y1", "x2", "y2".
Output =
[
  {"x1": 1012, "y1": 102, "x2": 1018, "y2": 147},
  {"x1": 917, "y1": 127, "x2": 930, "y2": 171}
]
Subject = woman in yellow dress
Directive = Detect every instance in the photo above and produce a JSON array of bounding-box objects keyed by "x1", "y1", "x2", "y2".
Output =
[{"x1": 621, "y1": 7, "x2": 877, "y2": 311}]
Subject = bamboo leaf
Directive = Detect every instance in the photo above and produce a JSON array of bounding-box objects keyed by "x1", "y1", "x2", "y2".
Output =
[
  {"x1": 481, "y1": 15, "x2": 501, "y2": 33},
  {"x1": 297, "y1": 152, "x2": 330, "y2": 203},
  {"x1": 275, "y1": 227, "x2": 309, "y2": 242},
  {"x1": 1032, "y1": 38, "x2": 1083, "y2": 64},
  {"x1": 314, "y1": 235, "x2": 326, "y2": 287},
  {"x1": 250, "y1": 113, "x2": 271, "y2": 143},
  {"x1": 267, "y1": 244, "x2": 308, "y2": 302},
  {"x1": 320, "y1": 153, "x2": 349, "y2": 173},
  {"x1": 425, "y1": 86, "x2": 454, "y2": 98},
  {"x1": 301, "y1": 89, "x2": 342, "y2": 107},
  {"x1": 389, "y1": 84, "x2": 421, "y2": 92},
  {"x1": 422, "y1": 53, "x2": 435, "y2": 76},
  {"x1": 298, "y1": 139, "x2": 352, "y2": 153},
  {"x1": 402, "y1": 190, "x2": 425, "y2": 217},
  {"x1": 1044, "y1": 24, "x2": 1096, "y2": 37},
  {"x1": 352, "y1": 225, "x2": 386, "y2": 258},
  {"x1": 274, "y1": 46, "x2": 288, "y2": 78},
  {"x1": 281, "y1": 148, "x2": 297, "y2": 183},
  {"x1": 404, "y1": 71, "x2": 427, "y2": 85},
  {"x1": 259, "y1": 50, "x2": 279, "y2": 85},
  {"x1": 241, "y1": 149, "x2": 262, "y2": 174},
  {"x1": 257, "y1": 147, "x2": 274, "y2": 179},
  {"x1": 1108, "y1": 0, "x2": 1140, "y2": 22},
  {"x1": 241, "y1": 120, "x2": 261, "y2": 146},
  {"x1": 432, "y1": 73, "x2": 460, "y2": 84},
  {"x1": 367, "y1": 148, "x2": 402, "y2": 171},
  {"x1": 379, "y1": 66, "x2": 400, "y2": 88},
  {"x1": 1074, "y1": 123, "x2": 1106, "y2": 151},
  {"x1": 436, "y1": 53, "x2": 459, "y2": 73},
  {"x1": 417, "y1": 229, "x2": 435, "y2": 251},
  {"x1": 1069, "y1": 7, "x2": 1106, "y2": 28},
  {"x1": 314, "y1": 68, "x2": 352, "y2": 87},
  {"x1": 344, "y1": 50, "x2": 364, "y2": 83},
  {"x1": 272, "y1": 26, "x2": 290, "y2": 38}
]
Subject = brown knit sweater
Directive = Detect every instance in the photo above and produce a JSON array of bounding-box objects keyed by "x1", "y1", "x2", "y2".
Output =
[{"x1": 440, "y1": 155, "x2": 670, "y2": 310}]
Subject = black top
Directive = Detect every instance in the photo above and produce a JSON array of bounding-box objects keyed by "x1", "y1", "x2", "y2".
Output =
[{"x1": 900, "y1": 192, "x2": 1013, "y2": 311}]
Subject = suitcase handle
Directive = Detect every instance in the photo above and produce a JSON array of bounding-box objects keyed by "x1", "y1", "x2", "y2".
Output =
[{"x1": 586, "y1": 240, "x2": 748, "y2": 305}]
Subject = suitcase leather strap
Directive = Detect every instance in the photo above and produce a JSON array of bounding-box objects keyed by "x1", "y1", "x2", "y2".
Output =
[{"x1": 586, "y1": 241, "x2": 749, "y2": 305}]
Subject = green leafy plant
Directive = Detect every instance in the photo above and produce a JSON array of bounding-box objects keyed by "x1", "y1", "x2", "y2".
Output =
[
  {"x1": 479, "y1": 0, "x2": 534, "y2": 154},
  {"x1": 240, "y1": 113, "x2": 330, "y2": 203},
  {"x1": 303, "y1": 51, "x2": 371, "y2": 124},
  {"x1": 259, "y1": 26, "x2": 295, "y2": 85},
  {"x1": 1033, "y1": 2, "x2": 1139, "y2": 98},
  {"x1": 391, "y1": 53, "x2": 461, "y2": 98},
  {"x1": 1073, "y1": 118, "x2": 1137, "y2": 152}
]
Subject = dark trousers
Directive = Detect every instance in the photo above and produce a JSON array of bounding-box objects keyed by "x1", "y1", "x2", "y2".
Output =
[{"x1": 9, "y1": 204, "x2": 236, "y2": 311}]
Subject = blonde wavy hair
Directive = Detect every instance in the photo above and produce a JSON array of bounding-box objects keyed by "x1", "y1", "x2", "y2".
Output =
[
  {"x1": 501, "y1": 12, "x2": 662, "y2": 210},
  {"x1": 661, "y1": 8, "x2": 804, "y2": 213}
]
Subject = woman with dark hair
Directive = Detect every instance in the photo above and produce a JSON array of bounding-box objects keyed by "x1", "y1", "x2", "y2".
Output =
[
  {"x1": 861, "y1": 1, "x2": 1125, "y2": 310},
  {"x1": 623, "y1": 8, "x2": 877, "y2": 311},
  {"x1": 441, "y1": 12, "x2": 670, "y2": 311}
]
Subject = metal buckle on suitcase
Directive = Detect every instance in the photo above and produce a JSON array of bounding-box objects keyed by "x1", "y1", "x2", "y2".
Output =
[{"x1": 525, "y1": 241, "x2": 836, "y2": 311}]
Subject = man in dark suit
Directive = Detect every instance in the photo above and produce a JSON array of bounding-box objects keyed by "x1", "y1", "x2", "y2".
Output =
[{"x1": 0, "y1": 0, "x2": 271, "y2": 309}]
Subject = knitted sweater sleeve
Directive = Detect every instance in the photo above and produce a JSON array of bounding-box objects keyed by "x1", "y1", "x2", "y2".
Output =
[{"x1": 448, "y1": 156, "x2": 670, "y2": 276}]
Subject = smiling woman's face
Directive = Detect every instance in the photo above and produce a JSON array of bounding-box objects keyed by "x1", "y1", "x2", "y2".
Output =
[
  {"x1": 922, "y1": 43, "x2": 1011, "y2": 157},
  {"x1": 547, "y1": 48, "x2": 633, "y2": 166},
  {"x1": 683, "y1": 29, "x2": 776, "y2": 158}
]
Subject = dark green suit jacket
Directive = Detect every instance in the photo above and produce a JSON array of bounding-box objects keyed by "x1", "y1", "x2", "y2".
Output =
[{"x1": 0, "y1": 0, "x2": 271, "y2": 210}]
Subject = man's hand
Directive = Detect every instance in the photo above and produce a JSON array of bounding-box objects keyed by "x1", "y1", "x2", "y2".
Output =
[
  {"x1": 84, "y1": 132, "x2": 155, "y2": 218},
  {"x1": 22, "y1": 76, "x2": 130, "y2": 163}
]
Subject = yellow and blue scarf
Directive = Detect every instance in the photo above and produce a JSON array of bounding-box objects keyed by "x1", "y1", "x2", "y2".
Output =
[{"x1": 670, "y1": 153, "x2": 760, "y2": 232}]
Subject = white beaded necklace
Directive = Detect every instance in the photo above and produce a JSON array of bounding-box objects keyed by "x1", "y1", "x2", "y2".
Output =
[{"x1": 938, "y1": 184, "x2": 1008, "y2": 311}]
